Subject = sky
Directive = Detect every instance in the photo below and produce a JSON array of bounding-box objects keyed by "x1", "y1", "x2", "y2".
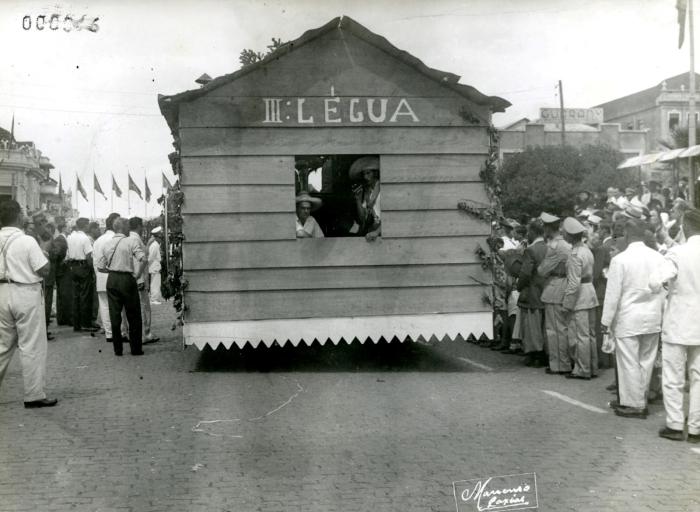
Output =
[{"x1": 0, "y1": 0, "x2": 694, "y2": 217}]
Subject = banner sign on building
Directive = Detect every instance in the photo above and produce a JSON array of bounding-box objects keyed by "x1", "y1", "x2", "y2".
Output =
[{"x1": 540, "y1": 107, "x2": 603, "y2": 125}]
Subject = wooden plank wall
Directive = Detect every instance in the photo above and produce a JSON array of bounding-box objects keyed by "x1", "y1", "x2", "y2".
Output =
[{"x1": 180, "y1": 140, "x2": 492, "y2": 323}]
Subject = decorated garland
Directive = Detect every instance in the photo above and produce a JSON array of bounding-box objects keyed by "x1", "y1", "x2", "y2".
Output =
[
  {"x1": 158, "y1": 150, "x2": 188, "y2": 328},
  {"x1": 457, "y1": 123, "x2": 504, "y2": 308}
]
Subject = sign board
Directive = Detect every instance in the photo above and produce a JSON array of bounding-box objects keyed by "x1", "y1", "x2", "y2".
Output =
[
  {"x1": 540, "y1": 107, "x2": 603, "y2": 125},
  {"x1": 453, "y1": 473, "x2": 538, "y2": 512}
]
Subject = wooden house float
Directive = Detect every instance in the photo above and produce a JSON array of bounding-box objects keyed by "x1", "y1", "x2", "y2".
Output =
[{"x1": 158, "y1": 16, "x2": 510, "y2": 350}]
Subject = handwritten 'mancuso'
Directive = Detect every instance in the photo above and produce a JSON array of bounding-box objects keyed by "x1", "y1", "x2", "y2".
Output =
[{"x1": 460, "y1": 477, "x2": 532, "y2": 511}]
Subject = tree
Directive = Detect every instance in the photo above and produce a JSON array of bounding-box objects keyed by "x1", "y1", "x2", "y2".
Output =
[
  {"x1": 239, "y1": 37, "x2": 284, "y2": 67},
  {"x1": 499, "y1": 144, "x2": 635, "y2": 219}
]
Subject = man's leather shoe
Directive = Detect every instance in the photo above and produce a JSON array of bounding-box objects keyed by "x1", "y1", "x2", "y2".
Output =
[
  {"x1": 687, "y1": 433, "x2": 700, "y2": 443},
  {"x1": 659, "y1": 427, "x2": 685, "y2": 441},
  {"x1": 613, "y1": 405, "x2": 647, "y2": 419},
  {"x1": 24, "y1": 398, "x2": 58, "y2": 408},
  {"x1": 106, "y1": 337, "x2": 113, "y2": 343},
  {"x1": 565, "y1": 373, "x2": 591, "y2": 380},
  {"x1": 142, "y1": 337, "x2": 160, "y2": 345},
  {"x1": 605, "y1": 383, "x2": 617, "y2": 391}
]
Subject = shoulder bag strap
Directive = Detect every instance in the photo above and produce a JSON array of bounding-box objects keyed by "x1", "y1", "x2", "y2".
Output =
[
  {"x1": 107, "y1": 238, "x2": 126, "y2": 269},
  {"x1": 0, "y1": 232, "x2": 23, "y2": 283}
]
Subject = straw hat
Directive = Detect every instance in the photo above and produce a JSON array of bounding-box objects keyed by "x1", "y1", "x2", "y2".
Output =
[
  {"x1": 295, "y1": 192, "x2": 322, "y2": 211},
  {"x1": 348, "y1": 156, "x2": 380, "y2": 181}
]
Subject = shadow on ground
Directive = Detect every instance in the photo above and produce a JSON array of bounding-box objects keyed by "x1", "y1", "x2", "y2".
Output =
[{"x1": 191, "y1": 337, "x2": 474, "y2": 373}]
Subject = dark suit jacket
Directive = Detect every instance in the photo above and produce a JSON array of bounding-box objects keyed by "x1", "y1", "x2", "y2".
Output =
[{"x1": 517, "y1": 239, "x2": 547, "y2": 309}]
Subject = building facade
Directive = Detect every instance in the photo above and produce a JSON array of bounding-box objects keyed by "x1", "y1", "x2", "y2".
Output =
[
  {"x1": 595, "y1": 72, "x2": 700, "y2": 151},
  {"x1": 0, "y1": 126, "x2": 63, "y2": 215},
  {"x1": 499, "y1": 116, "x2": 648, "y2": 162}
]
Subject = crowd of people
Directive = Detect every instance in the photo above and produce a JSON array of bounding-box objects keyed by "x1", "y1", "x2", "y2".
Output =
[
  {"x1": 0, "y1": 200, "x2": 165, "y2": 408},
  {"x1": 473, "y1": 178, "x2": 700, "y2": 443}
]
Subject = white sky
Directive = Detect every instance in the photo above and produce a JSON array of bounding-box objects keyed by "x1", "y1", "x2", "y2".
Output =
[{"x1": 0, "y1": 0, "x2": 693, "y2": 217}]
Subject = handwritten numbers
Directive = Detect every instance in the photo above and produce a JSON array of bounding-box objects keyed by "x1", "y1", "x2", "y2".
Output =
[{"x1": 22, "y1": 14, "x2": 99, "y2": 32}]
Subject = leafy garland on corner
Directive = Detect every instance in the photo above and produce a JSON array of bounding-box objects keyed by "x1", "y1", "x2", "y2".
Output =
[
  {"x1": 157, "y1": 149, "x2": 188, "y2": 328},
  {"x1": 457, "y1": 124, "x2": 504, "y2": 308}
]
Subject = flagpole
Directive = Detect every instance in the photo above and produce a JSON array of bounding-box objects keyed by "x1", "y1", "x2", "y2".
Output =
[
  {"x1": 92, "y1": 171, "x2": 96, "y2": 219},
  {"x1": 144, "y1": 171, "x2": 147, "y2": 219},
  {"x1": 127, "y1": 175, "x2": 131, "y2": 217},
  {"x1": 690, "y1": 0, "x2": 697, "y2": 207}
]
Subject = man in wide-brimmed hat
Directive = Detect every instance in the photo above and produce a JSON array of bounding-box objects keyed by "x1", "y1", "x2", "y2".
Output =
[
  {"x1": 349, "y1": 156, "x2": 381, "y2": 242},
  {"x1": 651, "y1": 208, "x2": 700, "y2": 442},
  {"x1": 295, "y1": 192, "x2": 324, "y2": 238}
]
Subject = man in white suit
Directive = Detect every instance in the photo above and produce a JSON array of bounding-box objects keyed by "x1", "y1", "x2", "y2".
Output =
[
  {"x1": 601, "y1": 219, "x2": 666, "y2": 419},
  {"x1": 651, "y1": 209, "x2": 700, "y2": 443}
]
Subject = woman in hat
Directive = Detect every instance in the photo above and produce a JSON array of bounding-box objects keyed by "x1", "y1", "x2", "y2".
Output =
[
  {"x1": 295, "y1": 193, "x2": 324, "y2": 238},
  {"x1": 349, "y1": 156, "x2": 381, "y2": 242}
]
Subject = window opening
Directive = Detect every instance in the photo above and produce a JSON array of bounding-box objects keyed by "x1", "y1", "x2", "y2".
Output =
[{"x1": 294, "y1": 155, "x2": 381, "y2": 240}]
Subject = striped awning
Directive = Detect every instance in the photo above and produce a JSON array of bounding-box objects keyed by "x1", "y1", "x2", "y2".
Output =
[{"x1": 617, "y1": 145, "x2": 700, "y2": 168}]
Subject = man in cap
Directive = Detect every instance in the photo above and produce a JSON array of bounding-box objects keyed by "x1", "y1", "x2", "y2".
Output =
[
  {"x1": 561, "y1": 217, "x2": 599, "y2": 380},
  {"x1": 148, "y1": 226, "x2": 165, "y2": 304},
  {"x1": 650, "y1": 208, "x2": 700, "y2": 442},
  {"x1": 295, "y1": 193, "x2": 324, "y2": 238},
  {"x1": 602, "y1": 219, "x2": 666, "y2": 418},
  {"x1": 0, "y1": 200, "x2": 58, "y2": 408},
  {"x1": 537, "y1": 212, "x2": 573, "y2": 374}
]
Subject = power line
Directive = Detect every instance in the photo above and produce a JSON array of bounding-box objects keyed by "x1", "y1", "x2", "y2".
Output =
[{"x1": 0, "y1": 103, "x2": 162, "y2": 117}]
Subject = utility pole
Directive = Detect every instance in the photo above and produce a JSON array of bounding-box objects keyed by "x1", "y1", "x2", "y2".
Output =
[
  {"x1": 690, "y1": 0, "x2": 698, "y2": 207},
  {"x1": 558, "y1": 80, "x2": 566, "y2": 145}
]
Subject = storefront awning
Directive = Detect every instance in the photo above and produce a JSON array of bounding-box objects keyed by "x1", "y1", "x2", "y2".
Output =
[{"x1": 617, "y1": 144, "x2": 700, "y2": 168}]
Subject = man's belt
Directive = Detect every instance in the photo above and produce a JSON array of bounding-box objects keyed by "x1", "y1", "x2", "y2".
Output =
[
  {"x1": 580, "y1": 277, "x2": 592, "y2": 284},
  {"x1": 108, "y1": 270, "x2": 132, "y2": 274},
  {"x1": 0, "y1": 279, "x2": 41, "y2": 285},
  {"x1": 0, "y1": 279, "x2": 7, "y2": 283},
  {"x1": 551, "y1": 272, "x2": 567, "y2": 278},
  {"x1": 67, "y1": 260, "x2": 88, "y2": 265}
]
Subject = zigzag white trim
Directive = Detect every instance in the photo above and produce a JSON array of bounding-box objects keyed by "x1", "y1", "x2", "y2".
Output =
[{"x1": 183, "y1": 312, "x2": 492, "y2": 350}]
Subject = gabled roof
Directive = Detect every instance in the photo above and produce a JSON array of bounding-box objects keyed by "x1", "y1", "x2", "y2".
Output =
[
  {"x1": 594, "y1": 72, "x2": 700, "y2": 120},
  {"x1": 158, "y1": 16, "x2": 510, "y2": 134}
]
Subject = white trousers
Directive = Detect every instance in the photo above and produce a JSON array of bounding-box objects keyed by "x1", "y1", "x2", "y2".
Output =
[
  {"x1": 616, "y1": 333, "x2": 659, "y2": 409},
  {"x1": 139, "y1": 287, "x2": 151, "y2": 338},
  {"x1": 0, "y1": 283, "x2": 47, "y2": 402},
  {"x1": 149, "y1": 272, "x2": 164, "y2": 302},
  {"x1": 662, "y1": 342, "x2": 700, "y2": 435},
  {"x1": 97, "y1": 291, "x2": 127, "y2": 338}
]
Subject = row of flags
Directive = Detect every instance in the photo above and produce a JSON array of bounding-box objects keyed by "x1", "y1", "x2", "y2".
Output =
[{"x1": 72, "y1": 172, "x2": 173, "y2": 203}]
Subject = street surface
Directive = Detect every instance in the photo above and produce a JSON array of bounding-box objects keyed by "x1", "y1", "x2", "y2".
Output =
[{"x1": 1, "y1": 304, "x2": 698, "y2": 512}]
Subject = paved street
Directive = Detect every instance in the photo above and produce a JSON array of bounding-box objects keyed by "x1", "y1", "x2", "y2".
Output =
[{"x1": 1, "y1": 304, "x2": 698, "y2": 512}]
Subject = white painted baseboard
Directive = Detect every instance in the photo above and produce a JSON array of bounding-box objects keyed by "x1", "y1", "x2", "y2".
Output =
[{"x1": 183, "y1": 312, "x2": 493, "y2": 350}]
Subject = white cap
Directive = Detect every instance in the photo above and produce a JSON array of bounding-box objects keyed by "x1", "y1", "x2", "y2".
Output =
[{"x1": 151, "y1": 226, "x2": 163, "y2": 234}]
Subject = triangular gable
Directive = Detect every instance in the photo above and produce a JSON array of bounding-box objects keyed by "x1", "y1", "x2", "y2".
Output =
[{"x1": 159, "y1": 16, "x2": 509, "y2": 133}]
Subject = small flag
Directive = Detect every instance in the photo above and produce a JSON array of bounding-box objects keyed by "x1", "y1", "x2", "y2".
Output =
[
  {"x1": 10, "y1": 114, "x2": 14, "y2": 142},
  {"x1": 678, "y1": 0, "x2": 688, "y2": 48},
  {"x1": 145, "y1": 178, "x2": 152, "y2": 202},
  {"x1": 162, "y1": 172, "x2": 172, "y2": 190},
  {"x1": 94, "y1": 173, "x2": 106, "y2": 199},
  {"x1": 76, "y1": 176, "x2": 88, "y2": 202},
  {"x1": 128, "y1": 173, "x2": 142, "y2": 199},
  {"x1": 112, "y1": 174, "x2": 122, "y2": 198}
]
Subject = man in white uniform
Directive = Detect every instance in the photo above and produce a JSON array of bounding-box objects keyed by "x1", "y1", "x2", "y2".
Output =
[
  {"x1": 0, "y1": 200, "x2": 58, "y2": 408},
  {"x1": 148, "y1": 226, "x2": 164, "y2": 304},
  {"x1": 602, "y1": 219, "x2": 666, "y2": 419},
  {"x1": 651, "y1": 209, "x2": 700, "y2": 443}
]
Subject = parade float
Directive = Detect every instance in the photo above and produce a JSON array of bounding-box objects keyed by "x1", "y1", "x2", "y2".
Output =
[{"x1": 158, "y1": 16, "x2": 510, "y2": 349}]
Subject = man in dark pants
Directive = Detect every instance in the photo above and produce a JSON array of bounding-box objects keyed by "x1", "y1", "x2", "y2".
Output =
[
  {"x1": 53, "y1": 218, "x2": 72, "y2": 326},
  {"x1": 66, "y1": 218, "x2": 97, "y2": 332},
  {"x1": 98, "y1": 218, "x2": 146, "y2": 356}
]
